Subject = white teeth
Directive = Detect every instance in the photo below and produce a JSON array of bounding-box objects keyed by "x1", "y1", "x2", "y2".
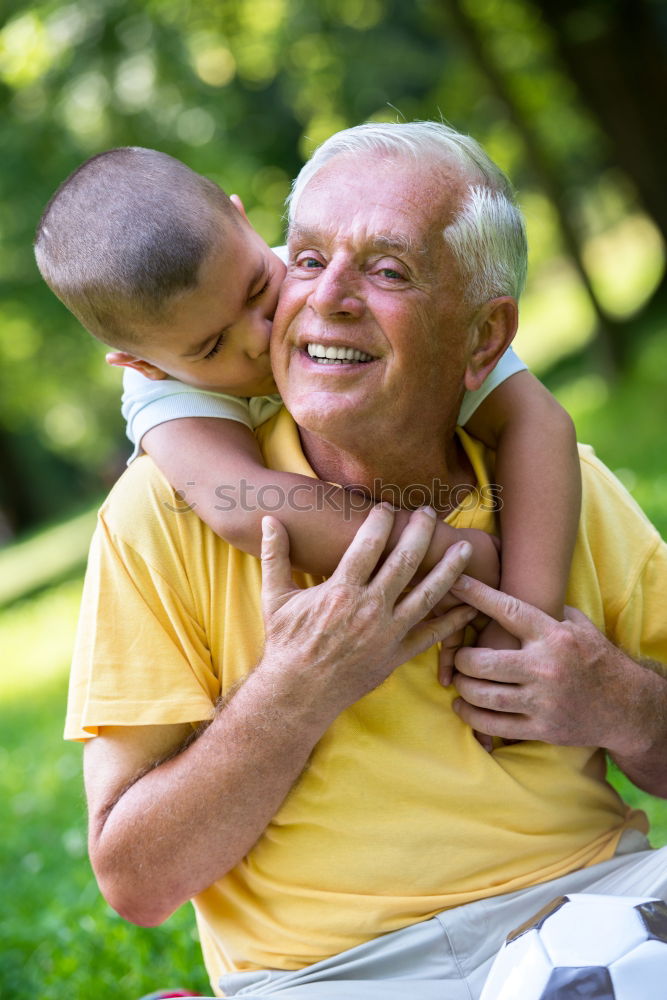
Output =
[{"x1": 306, "y1": 343, "x2": 373, "y2": 363}]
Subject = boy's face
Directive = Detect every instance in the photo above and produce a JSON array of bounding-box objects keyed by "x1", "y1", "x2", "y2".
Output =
[{"x1": 108, "y1": 204, "x2": 285, "y2": 397}]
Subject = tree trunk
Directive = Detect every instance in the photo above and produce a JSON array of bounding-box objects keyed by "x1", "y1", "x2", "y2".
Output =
[
  {"x1": 446, "y1": 0, "x2": 625, "y2": 372},
  {"x1": 0, "y1": 427, "x2": 42, "y2": 539},
  {"x1": 537, "y1": 0, "x2": 667, "y2": 241}
]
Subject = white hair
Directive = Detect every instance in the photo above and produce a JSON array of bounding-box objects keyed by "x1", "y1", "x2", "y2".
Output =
[{"x1": 287, "y1": 121, "x2": 527, "y2": 304}]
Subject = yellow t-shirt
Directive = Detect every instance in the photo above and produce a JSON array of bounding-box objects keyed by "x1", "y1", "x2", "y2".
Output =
[{"x1": 66, "y1": 408, "x2": 666, "y2": 988}]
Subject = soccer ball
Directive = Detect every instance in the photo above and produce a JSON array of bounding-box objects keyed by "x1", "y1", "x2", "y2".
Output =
[{"x1": 480, "y1": 893, "x2": 667, "y2": 1000}]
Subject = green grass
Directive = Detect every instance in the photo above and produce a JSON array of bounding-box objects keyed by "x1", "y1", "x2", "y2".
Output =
[
  {"x1": 0, "y1": 503, "x2": 100, "y2": 607},
  {"x1": 0, "y1": 582, "x2": 211, "y2": 1000}
]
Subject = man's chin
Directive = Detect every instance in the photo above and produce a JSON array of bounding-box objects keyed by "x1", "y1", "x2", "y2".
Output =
[{"x1": 286, "y1": 389, "x2": 367, "y2": 437}]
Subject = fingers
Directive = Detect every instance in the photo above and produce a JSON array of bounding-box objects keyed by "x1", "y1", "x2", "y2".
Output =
[
  {"x1": 454, "y1": 645, "x2": 527, "y2": 684},
  {"x1": 450, "y1": 575, "x2": 553, "y2": 643},
  {"x1": 473, "y1": 730, "x2": 494, "y2": 753},
  {"x1": 395, "y1": 537, "x2": 472, "y2": 623},
  {"x1": 563, "y1": 605, "x2": 594, "y2": 627},
  {"x1": 402, "y1": 604, "x2": 477, "y2": 663},
  {"x1": 453, "y1": 669, "x2": 525, "y2": 716},
  {"x1": 452, "y1": 698, "x2": 528, "y2": 742},
  {"x1": 437, "y1": 626, "x2": 466, "y2": 687},
  {"x1": 260, "y1": 516, "x2": 295, "y2": 612},
  {"x1": 332, "y1": 503, "x2": 397, "y2": 586},
  {"x1": 370, "y1": 507, "x2": 441, "y2": 603}
]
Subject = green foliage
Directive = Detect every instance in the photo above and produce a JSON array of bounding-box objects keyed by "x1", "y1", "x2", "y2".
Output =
[
  {"x1": 2, "y1": 3, "x2": 665, "y2": 993},
  {"x1": 551, "y1": 324, "x2": 667, "y2": 538},
  {"x1": 1, "y1": 0, "x2": 664, "y2": 535}
]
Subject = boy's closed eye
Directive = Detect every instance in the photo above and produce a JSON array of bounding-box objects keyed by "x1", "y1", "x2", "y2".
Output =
[
  {"x1": 202, "y1": 275, "x2": 273, "y2": 361},
  {"x1": 204, "y1": 336, "x2": 224, "y2": 360},
  {"x1": 249, "y1": 277, "x2": 271, "y2": 301}
]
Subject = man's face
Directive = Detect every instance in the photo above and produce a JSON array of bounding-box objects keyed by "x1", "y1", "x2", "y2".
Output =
[
  {"x1": 115, "y1": 210, "x2": 284, "y2": 396},
  {"x1": 270, "y1": 152, "x2": 481, "y2": 449}
]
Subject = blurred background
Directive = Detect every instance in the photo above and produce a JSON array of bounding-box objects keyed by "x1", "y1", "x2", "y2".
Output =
[{"x1": 1, "y1": 0, "x2": 666, "y2": 996}]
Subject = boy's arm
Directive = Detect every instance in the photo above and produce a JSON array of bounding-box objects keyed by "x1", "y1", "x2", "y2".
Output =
[
  {"x1": 142, "y1": 417, "x2": 499, "y2": 586},
  {"x1": 465, "y1": 370, "x2": 581, "y2": 621}
]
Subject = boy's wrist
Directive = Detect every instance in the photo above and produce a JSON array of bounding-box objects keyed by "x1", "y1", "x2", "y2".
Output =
[
  {"x1": 456, "y1": 528, "x2": 500, "y2": 589},
  {"x1": 497, "y1": 573, "x2": 565, "y2": 620}
]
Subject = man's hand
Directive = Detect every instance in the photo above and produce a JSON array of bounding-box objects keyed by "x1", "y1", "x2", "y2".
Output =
[
  {"x1": 261, "y1": 504, "x2": 477, "y2": 725},
  {"x1": 447, "y1": 576, "x2": 667, "y2": 794}
]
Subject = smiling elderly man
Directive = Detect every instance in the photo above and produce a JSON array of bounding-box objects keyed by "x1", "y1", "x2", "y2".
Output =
[{"x1": 67, "y1": 122, "x2": 667, "y2": 999}]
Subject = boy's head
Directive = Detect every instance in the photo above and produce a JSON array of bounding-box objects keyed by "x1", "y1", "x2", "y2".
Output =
[{"x1": 35, "y1": 147, "x2": 282, "y2": 395}]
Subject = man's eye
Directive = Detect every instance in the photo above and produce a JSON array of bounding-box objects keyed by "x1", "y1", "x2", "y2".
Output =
[
  {"x1": 373, "y1": 259, "x2": 407, "y2": 281},
  {"x1": 295, "y1": 254, "x2": 324, "y2": 270}
]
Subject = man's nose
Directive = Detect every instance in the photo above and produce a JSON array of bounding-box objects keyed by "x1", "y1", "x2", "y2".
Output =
[{"x1": 310, "y1": 263, "x2": 365, "y2": 319}]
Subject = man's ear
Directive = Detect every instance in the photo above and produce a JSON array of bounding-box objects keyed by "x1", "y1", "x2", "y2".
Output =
[
  {"x1": 229, "y1": 194, "x2": 249, "y2": 222},
  {"x1": 464, "y1": 297, "x2": 518, "y2": 393},
  {"x1": 105, "y1": 352, "x2": 169, "y2": 381}
]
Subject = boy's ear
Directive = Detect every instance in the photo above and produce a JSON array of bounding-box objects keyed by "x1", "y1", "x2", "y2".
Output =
[
  {"x1": 229, "y1": 194, "x2": 248, "y2": 221},
  {"x1": 105, "y1": 352, "x2": 169, "y2": 381},
  {"x1": 464, "y1": 298, "x2": 518, "y2": 393}
]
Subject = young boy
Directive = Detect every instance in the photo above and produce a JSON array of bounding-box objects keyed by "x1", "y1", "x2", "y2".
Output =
[{"x1": 34, "y1": 145, "x2": 580, "y2": 694}]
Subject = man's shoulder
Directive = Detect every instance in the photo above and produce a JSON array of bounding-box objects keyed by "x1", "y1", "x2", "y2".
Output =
[
  {"x1": 99, "y1": 456, "x2": 219, "y2": 557},
  {"x1": 578, "y1": 443, "x2": 661, "y2": 547},
  {"x1": 102, "y1": 454, "x2": 172, "y2": 517},
  {"x1": 574, "y1": 443, "x2": 665, "y2": 613}
]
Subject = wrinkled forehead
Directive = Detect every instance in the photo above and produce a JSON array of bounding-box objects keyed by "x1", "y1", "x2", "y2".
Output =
[{"x1": 289, "y1": 151, "x2": 470, "y2": 245}]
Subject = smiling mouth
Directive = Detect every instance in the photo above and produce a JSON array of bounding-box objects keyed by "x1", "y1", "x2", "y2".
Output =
[{"x1": 306, "y1": 343, "x2": 375, "y2": 364}]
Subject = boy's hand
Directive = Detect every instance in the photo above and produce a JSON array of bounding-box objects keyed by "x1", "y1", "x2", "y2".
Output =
[
  {"x1": 469, "y1": 619, "x2": 521, "y2": 751},
  {"x1": 475, "y1": 618, "x2": 520, "y2": 652},
  {"x1": 437, "y1": 617, "x2": 512, "y2": 753}
]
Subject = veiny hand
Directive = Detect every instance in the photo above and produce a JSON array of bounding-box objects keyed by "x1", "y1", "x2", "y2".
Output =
[
  {"x1": 447, "y1": 574, "x2": 651, "y2": 754},
  {"x1": 260, "y1": 504, "x2": 477, "y2": 725}
]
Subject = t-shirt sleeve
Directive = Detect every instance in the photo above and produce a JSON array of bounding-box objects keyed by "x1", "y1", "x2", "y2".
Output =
[
  {"x1": 64, "y1": 513, "x2": 220, "y2": 741},
  {"x1": 613, "y1": 536, "x2": 667, "y2": 668},
  {"x1": 121, "y1": 367, "x2": 255, "y2": 461},
  {"x1": 457, "y1": 346, "x2": 528, "y2": 426}
]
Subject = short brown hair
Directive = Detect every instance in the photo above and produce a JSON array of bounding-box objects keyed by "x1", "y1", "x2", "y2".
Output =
[{"x1": 34, "y1": 147, "x2": 237, "y2": 347}]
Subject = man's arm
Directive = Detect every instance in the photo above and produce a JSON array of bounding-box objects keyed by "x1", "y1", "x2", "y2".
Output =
[
  {"x1": 447, "y1": 575, "x2": 667, "y2": 797},
  {"x1": 85, "y1": 506, "x2": 475, "y2": 926}
]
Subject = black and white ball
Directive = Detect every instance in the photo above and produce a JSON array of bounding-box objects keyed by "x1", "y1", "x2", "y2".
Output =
[{"x1": 480, "y1": 893, "x2": 667, "y2": 1000}]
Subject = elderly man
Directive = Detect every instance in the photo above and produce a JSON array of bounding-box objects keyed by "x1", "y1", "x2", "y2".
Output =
[{"x1": 67, "y1": 123, "x2": 667, "y2": 999}]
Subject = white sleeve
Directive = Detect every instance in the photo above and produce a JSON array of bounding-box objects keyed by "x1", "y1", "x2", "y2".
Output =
[
  {"x1": 457, "y1": 347, "x2": 528, "y2": 426},
  {"x1": 121, "y1": 368, "x2": 255, "y2": 461}
]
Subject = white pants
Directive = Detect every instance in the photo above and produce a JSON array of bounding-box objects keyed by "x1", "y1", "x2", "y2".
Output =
[{"x1": 217, "y1": 833, "x2": 666, "y2": 1000}]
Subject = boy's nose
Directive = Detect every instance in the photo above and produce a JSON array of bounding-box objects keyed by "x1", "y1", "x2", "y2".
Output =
[{"x1": 244, "y1": 317, "x2": 271, "y2": 359}]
